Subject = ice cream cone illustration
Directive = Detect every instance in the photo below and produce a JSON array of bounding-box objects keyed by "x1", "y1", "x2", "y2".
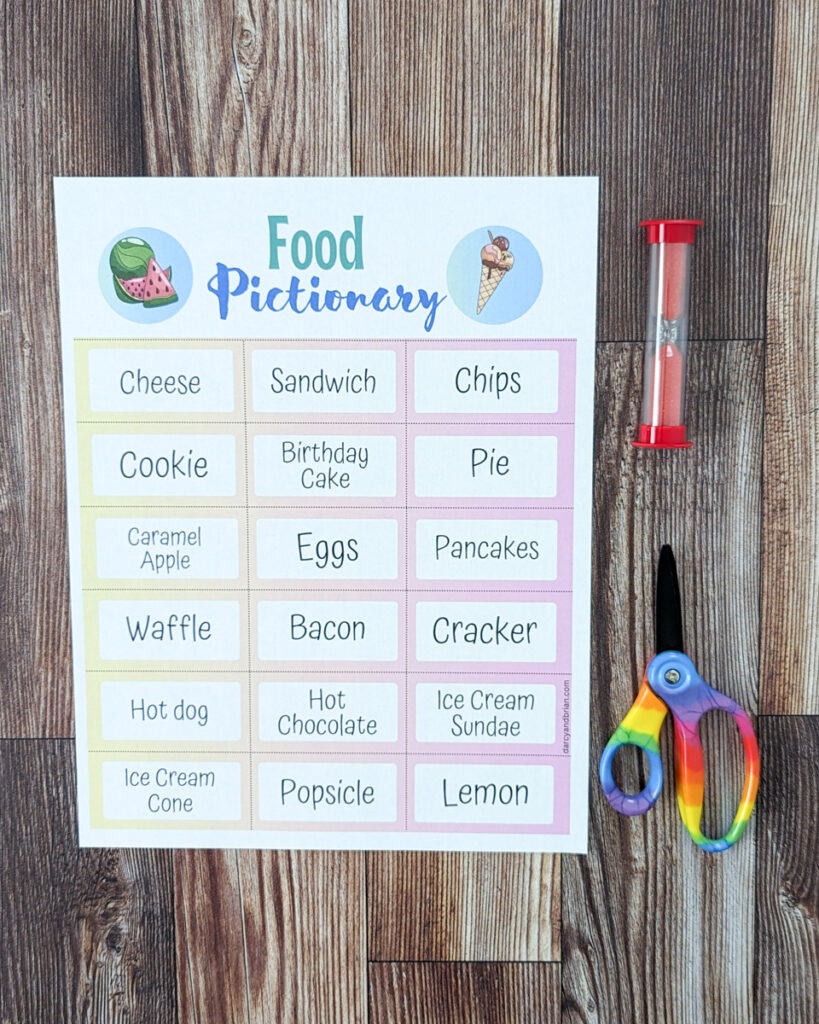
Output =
[{"x1": 477, "y1": 230, "x2": 514, "y2": 314}]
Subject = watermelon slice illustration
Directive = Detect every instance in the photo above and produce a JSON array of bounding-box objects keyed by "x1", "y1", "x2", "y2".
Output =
[
  {"x1": 110, "y1": 238, "x2": 179, "y2": 307},
  {"x1": 116, "y1": 275, "x2": 147, "y2": 302},
  {"x1": 142, "y1": 258, "x2": 177, "y2": 306}
]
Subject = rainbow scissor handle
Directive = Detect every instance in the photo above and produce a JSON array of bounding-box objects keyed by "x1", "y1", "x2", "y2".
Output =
[{"x1": 599, "y1": 651, "x2": 760, "y2": 853}]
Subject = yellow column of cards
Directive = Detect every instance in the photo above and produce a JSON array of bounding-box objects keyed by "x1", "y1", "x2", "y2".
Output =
[{"x1": 77, "y1": 339, "x2": 250, "y2": 830}]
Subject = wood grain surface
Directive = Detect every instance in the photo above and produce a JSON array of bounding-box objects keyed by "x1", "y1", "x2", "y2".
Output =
[
  {"x1": 368, "y1": 852, "x2": 560, "y2": 962},
  {"x1": 755, "y1": 717, "x2": 819, "y2": 1023},
  {"x1": 2, "y1": 0, "x2": 818, "y2": 1021},
  {"x1": 349, "y1": 0, "x2": 560, "y2": 176},
  {"x1": 368, "y1": 962, "x2": 561, "y2": 1024},
  {"x1": 0, "y1": 740, "x2": 175, "y2": 1024},
  {"x1": 139, "y1": 0, "x2": 351, "y2": 176},
  {"x1": 561, "y1": 341, "x2": 762, "y2": 1024},
  {"x1": 0, "y1": 0, "x2": 143, "y2": 738},
  {"x1": 561, "y1": 0, "x2": 772, "y2": 342},
  {"x1": 761, "y1": 0, "x2": 819, "y2": 714},
  {"x1": 175, "y1": 850, "x2": 366, "y2": 1023}
]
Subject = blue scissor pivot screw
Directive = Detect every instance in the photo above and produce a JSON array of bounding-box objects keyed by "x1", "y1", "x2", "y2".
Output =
[{"x1": 664, "y1": 669, "x2": 680, "y2": 684}]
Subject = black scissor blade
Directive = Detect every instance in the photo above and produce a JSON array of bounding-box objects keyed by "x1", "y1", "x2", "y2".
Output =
[{"x1": 655, "y1": 544, "x2": 684, "y2": 654}]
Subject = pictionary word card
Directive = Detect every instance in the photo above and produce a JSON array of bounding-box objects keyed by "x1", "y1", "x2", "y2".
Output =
[{"x1": 54, "y1": 177, "x2": 598, "y2": 851}]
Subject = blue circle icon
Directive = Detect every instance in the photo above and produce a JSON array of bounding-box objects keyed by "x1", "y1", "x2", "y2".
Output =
[
  {"x1": 99, "y1": 227, "x2": 192, "y2": 322},
  {"x1": 447, "y1": 226, "x2": 543, "y2": 324}
]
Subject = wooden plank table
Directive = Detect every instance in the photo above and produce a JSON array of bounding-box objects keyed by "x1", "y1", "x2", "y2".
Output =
[{"x1": 1, "y1": 1, "x2": 816, "y2": 1021}]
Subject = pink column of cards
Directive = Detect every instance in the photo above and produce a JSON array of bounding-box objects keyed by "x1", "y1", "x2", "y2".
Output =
[{"x1": 250, "y1": 337, "x2": 575, "y2": 837}]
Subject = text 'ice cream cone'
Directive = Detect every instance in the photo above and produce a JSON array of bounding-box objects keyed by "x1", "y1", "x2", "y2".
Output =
[{"x1": 477, "y1": 231, "x2": 514, "y2": 313}]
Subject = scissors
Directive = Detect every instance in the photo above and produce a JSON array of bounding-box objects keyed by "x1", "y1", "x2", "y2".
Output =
[{"x1": 598, "y1": 545, "x2": 760, "y2": 852}]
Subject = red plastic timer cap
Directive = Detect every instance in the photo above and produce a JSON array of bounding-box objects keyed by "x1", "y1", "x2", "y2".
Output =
[
  {"x1": 640, "y1": 220, "x2": 702, "y2": 323},
  {"x1": 639, "y1": 219, "x2": 703, "y2": 244}
]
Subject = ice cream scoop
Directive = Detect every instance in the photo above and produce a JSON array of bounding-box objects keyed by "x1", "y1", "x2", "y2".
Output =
[{"x1": 481, "y1": 243, "x2": 502, "y2": 266}]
